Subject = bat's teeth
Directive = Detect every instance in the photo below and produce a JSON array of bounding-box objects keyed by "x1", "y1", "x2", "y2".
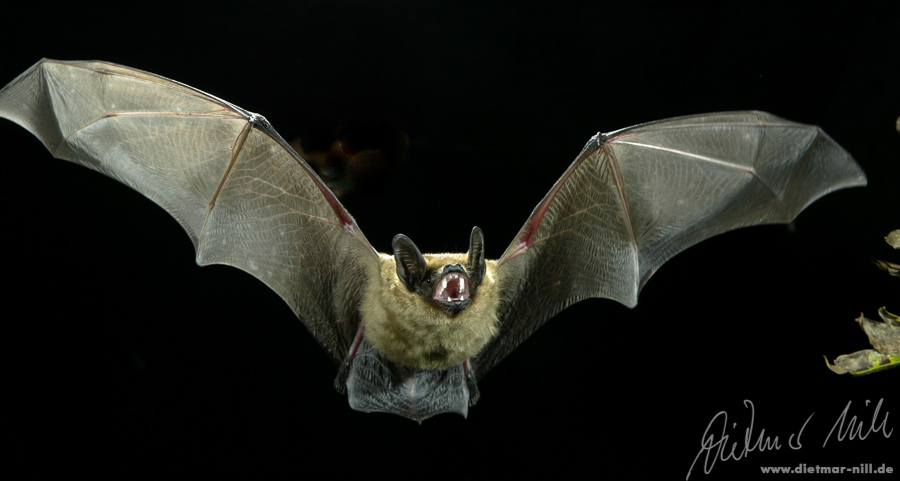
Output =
[{"x1": 459, "y1": 277, "x2": 466, "y2": 293}]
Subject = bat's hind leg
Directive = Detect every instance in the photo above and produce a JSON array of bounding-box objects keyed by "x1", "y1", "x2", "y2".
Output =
[
  {"x1": 464, "y1": 358, "x2": 480, "y2": 405},
  {"x1": 333, "y1": 321, "x2": 366, "y2": 394}
]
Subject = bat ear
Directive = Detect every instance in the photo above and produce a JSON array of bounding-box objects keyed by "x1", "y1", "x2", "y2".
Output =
[
  {"x1": 392, "y1": 234, "x2": 427, "y2": 292},
  {"x1": 468, "y1": 226, "x2": 486, "y2": 285}
]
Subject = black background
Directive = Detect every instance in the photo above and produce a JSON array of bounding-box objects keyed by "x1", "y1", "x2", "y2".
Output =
[{"x1": 2, "y1": 1, "x2": 897, "y2": 479}]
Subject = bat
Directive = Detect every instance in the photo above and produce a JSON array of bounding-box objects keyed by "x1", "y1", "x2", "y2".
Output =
[{"x1": 0, "y1": 59, "x2": 867, "y2": 422}]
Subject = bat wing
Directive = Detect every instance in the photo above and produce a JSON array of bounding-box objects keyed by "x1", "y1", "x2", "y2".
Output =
[
  {"x1": 475, "y1": 111, "x2": 867, "y2": 376},
  {"x1": 0, "y1": 59, "x2": 379, "y2": 364}
]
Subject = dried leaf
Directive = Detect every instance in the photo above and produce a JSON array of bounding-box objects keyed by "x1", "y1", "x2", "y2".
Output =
[
  {"x1": 886, "y1": 230, "x2": 900, "y2": 249},
  {"x1": 873, "y1": 259, "x2": 899, "y2": 277},
  {"x1": 827, "y1": 308, "x2": 900, "y2": 375}
]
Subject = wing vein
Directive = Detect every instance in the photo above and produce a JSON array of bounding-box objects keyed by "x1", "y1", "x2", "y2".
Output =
[
  {"x1": 609, "y1": 139, "x2": 755, "y2": 172},
  {"x1": 205, "y1": 120, "x2": 252, "y2": 223},
  {"x1": 603, "y1": 142, "x2": 640, "y2": 291},
  {"x1": 53, "y1": 111, "x2": 246, "y2": 158}
]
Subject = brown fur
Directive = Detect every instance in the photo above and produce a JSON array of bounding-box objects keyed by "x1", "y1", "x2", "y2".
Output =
[{"x1": 361, "y1": 253, "x2": 501, "y2": 369}]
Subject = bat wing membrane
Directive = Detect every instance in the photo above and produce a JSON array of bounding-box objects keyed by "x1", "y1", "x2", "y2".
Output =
[
  {"x1": 0, "y1": 59, "x2": 378, "y2": 363},
  {"x1": 476, "y1": 111, "x2": 866, "y2": 377}
]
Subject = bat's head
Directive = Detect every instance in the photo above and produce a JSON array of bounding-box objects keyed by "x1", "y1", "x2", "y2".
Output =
[
  {"x1": 364, "y1": 227, "x2": 498, "y2": 369},
  {"x1": 392, "y1": 227, "x2": 487, "y2": 315}
]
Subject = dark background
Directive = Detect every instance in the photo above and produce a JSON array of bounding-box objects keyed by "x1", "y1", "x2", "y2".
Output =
[{"x1": 2, "y1": 1, "x2": 897, "y2": 479}]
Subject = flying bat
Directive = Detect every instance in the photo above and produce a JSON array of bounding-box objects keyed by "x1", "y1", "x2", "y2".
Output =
[{"x1": 0, "y1": 59, "x2": 867, "y2": 421}]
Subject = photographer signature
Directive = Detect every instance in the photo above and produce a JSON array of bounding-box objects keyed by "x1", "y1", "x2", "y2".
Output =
[{"x1": 686, "y1": 398, "x2": 892, "y2": 479}]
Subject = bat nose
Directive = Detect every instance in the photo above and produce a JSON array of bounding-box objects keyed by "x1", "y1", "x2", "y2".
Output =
[{"x1": 442, "y1": 263, "x2": 465, "y2": 275}]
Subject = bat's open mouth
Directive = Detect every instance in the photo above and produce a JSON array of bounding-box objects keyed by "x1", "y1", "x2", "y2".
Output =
[
  {"x1": 432, "y1": 265, "x2": 472, "y2": 314},
  {"x1": 433, "y1": 271, "x2": 470, "y2": 302}
]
